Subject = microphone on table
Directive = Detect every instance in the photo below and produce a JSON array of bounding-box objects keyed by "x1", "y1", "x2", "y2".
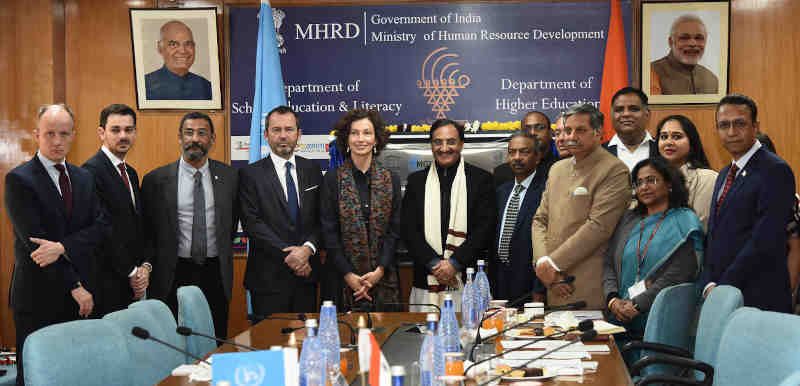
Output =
[
  {"x1": 382, "y1": 302, "x2": 441, "y2": 313},
  {"x1": 475, "y1": 328, "x2": 599, "y2": 385},
  {"x1": 464, "y1": 319, "x2": 594, "y2": 376},
  {"x1": 472, "y1": 288, "x2": 543, "y2": 357},
  {"x1": 176, "y1": 326, "x2": 258, "y2": 351},
  {"x1": 251, "y1": 313, "x2": 307, "y2": 323},
  {"x1": 544, "y1": 300, "x2": 587, "y2": 312},
  {"x1": 131, "y1": 326, "x2": 211, "y2": 365}
]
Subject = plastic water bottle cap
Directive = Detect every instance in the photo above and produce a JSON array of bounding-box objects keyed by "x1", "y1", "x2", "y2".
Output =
[
  {"x1": 426, "y1": 313, "x2": 438, "y2": 322},
  {"x1": 306, "y1": 319, "x2": 318, "y2": 328},
  {"x1": 323, "y1": 300, "x2": 334, "y2": 307},
  {"x1": 466, "y1": 267, "x2": 475, "y2": 274},
  {"x1": 391, "y1": 366, "x2": 406, "y2": 376},
  {"x1": 269, "y1": 345, "x2": 283, "y2": 350},
  {"x1": 444, "y1": 294, "x2": 453, "y2": 301},
  {"x1": 477, "y1": 259, "x2": 485, "y2": 266}
]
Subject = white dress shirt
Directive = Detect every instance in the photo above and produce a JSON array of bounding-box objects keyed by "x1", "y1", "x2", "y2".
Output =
[
  {"x1": 176, "y1": 158, "x2": 218, "y2": 258},
  {"x1": 37, "y1": 151, "x2": 68, "y2": 196},
  {"x1": 608, "y1": 132, "x2": 654, "y2": 171},
  {"x1": 101, "y1": 145, "x2": 136, "y2": 207},
  {"x1": 269, "y1": 152, "x2": 316, "y2": 253},
  {"x1": 497, "y1": 171, "x2": 535, "y2": 251}
]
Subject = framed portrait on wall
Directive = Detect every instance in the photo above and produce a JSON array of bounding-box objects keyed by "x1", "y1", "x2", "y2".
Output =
[
  {"x1": 641, "y1": 1, "x2": 730, "y2": 105},
  {"x1": 130, "y1": 8, "x2": 222, "y2": 110}
]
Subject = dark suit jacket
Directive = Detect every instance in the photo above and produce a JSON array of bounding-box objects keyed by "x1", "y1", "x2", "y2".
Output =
[
  {"x1": 401, "y1": 162, "x2": 496, "y2": 289},
  {"x1": 83, "y1": 150, "x2": 144, "y2": 314},
  {"x1": 238, "y1": 156, "x2": 323, "y2": 294},
  {"x1": 602, "y1": 138, "x2": 659, "y2": 159},
  {"x1": 491, "y1": 171, "x2": 547, "y2": 300},
  {"x1": 141, "y1": 159, "x2": 238, "y2": 301},
  {"x1": 4, "y1": 156, "x2": 108, "y2": 316},
  {"x1": 702, "y1": 148, "x2": 796, "y2": 312}
]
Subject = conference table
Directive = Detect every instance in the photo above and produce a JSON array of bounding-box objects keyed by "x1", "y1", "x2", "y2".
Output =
[{"x1": 158, "y1": 312, "x2": 633, "y2": 386}]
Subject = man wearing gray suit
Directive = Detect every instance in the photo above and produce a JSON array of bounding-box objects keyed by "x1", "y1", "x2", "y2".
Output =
[{"x1": 141, "y1": 112, "x2": 238, "y2": 340}]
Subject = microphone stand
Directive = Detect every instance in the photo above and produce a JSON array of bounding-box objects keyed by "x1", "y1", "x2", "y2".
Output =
[{"x1": 176, "y1": 326, "x2": 258, "y2": 351}]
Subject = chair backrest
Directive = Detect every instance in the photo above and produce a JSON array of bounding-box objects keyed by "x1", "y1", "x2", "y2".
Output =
[
  {"x1": 780, "y1": 371, "x2": 800, "y2": 386},
  {"x1": 694, "y1": 285, "x2": 743, "y2": 366},
  {"x1": 714, "y1": 307, "x2": 800, "y2": 386},
  {"x1": 643, "y1": 283, "x2": 698, "y2": 351},
  {"x1": 177, "y1": 285, "x2": 217, "y2": 358},
  {"x1": 104, "y1": 299, "x2": 186, "y2": 384},
  {"x1": 23, "y1": 319, "x2": 132, "y2": 386}
]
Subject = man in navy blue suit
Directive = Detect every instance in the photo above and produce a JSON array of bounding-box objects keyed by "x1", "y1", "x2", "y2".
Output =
[
  {"x1": 492, "y1": 131, "x2": 547, "y2": 303},
  {"x1": 702, "y1": 94, "x2": 796, "y2": 312},
  {"x1": 5, "y1": 104, "x2": 108, "y2": 385}
]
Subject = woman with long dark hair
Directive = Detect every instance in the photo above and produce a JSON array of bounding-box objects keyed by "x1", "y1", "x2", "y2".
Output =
[
  {"x1": 656, "y1": 114, "x2": 718, "y2": 228},
  {"x1": 603, "y1": 158, "x2": 704, "y2": 359},
  {"x1": 320, "y1": 109, "x2": 401, "y2": 310}
]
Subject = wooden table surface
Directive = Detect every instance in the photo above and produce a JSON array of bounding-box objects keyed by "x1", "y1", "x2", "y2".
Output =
[{"x1": 157, "y1": 313, "x2": 633, "y2": 386}]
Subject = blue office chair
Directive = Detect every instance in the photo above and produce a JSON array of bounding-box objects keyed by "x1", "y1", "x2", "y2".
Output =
[
  {"x1": 104, "y1": 299, "x2": 186, "y2": 384},
  {"x1": 637, "y1": 307, "x2": 800, "y2": 386},
  {"x1": 621, "y1": 282, "x2": 698, "y2": 376},
  {"x1": 177, "y1": 285, "x2": 217, "y2": 358},
  {"x1": 23, "y1": 319, "x2": 132, "y2": 386},
  {"x1": 631, "y1": 285, "x2": 744, "y2": 384}
]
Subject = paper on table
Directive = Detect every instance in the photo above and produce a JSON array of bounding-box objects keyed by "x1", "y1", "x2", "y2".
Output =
[{"x1": 592, "y1": 320, "x2": 626, "y2": 335}]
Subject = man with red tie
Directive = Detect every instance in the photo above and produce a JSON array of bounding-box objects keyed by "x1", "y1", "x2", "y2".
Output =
[
  {"x1": 83, "y1": 104, "x2": 151, "y2": 315},
  {"x1": 702, "y1": 94, "x2": 796, "y2": 312},
  {"x1": 5, "y1": 104, "x2": 108, "y2": 385}
]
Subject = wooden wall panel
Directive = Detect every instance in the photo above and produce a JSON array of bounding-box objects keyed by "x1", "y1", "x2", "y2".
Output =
[{"x1": 2, "y1": 0, "x2": 800, "y2": 347}]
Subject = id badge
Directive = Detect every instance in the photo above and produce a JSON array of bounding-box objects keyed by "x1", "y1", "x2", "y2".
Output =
[{"x1": 628, "y1": 280, "x2": 646, "y2": 299}]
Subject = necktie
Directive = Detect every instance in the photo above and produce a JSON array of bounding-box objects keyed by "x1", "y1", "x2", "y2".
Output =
[
  {"x1": 54, "y1": 164, "x2": 72, "y2": 217},
  {"x1": 716, "y1": 164, "x2": 739, "y2": 214},
  {"x1": 285, "y1": 162, "x2": 300, "y2": 241},
  {"x1": 498, "y1": 184, "x2": 525, "y2": 264},
  {"x1": 190, "y1": 171, "x2": 207, "y2": 264},
  {"x1": 118, "y1": 162, "x2": 131, "y2": 193}
]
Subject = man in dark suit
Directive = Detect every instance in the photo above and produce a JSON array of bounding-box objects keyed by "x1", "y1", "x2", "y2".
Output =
[
  {"x1": 492, "y1": 132, "x2": 547, "y2": 303},
  {"x1": 402, "y1": 119, "x2": 495, "y2": 311},
  {"x1": 239, "y1": 105, "x2": 322, "y2": 317},
  {"x1": 83, "y1": 104, "x2": 150, "y2": 315},
  {"x1": 702, "y1": 94, "x2": 796, "y2": 312},
  {"x1": 141, "y1": 112, "x2": 238, "y2": 339},
  {"x1": 5, "y1": 104, "x2": 108, "y2": 385},
  {"x1": 493, "y1": 111, "x2": 557, "y2": 188},
  {"x1": 603, "y1": 87, "x2": 658, "y2": 171}
]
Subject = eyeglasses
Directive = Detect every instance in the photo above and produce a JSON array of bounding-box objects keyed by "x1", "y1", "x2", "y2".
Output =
[
  {"x1": 181, "y1": 128, "x2": 210, "y2": 138},
  {"x1": 523, "y1": 123, "x2": 548, "y2": 132},
  {"x1": 633, "y1": 175, "x2": 660, "y2": 189}
]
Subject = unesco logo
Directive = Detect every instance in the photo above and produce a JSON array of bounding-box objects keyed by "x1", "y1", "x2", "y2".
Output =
[{"x1": 234, "y1": 363, "x2": 266, "y2": 386}]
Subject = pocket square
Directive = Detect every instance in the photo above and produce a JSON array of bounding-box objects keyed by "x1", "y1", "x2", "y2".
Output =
[
  {"x1": 573, "y1": 186, "x2": 589, "y2": 196},
  {"x1": 304, "y1": 185, "x2": 319, "y2": 192}
]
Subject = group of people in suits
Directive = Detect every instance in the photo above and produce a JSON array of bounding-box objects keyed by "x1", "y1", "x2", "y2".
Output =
[{"x1": 4, "y1": 86, "x2": 798, "y2": 385}]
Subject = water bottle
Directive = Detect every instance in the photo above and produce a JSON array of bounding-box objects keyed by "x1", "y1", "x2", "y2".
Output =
[
  {"x1": 435, "y1": 295, "x2": 461, "y2": 385},
  {"x1": 419, "y1": 313, "x2": 438, "y2": 386},
  {"x1": 475, "y1": 260, "x2": 492, "y2": 316},
  {"x1": 318, "y1": 300, "x2": 341, "y2": 377},
  {"x1": 391, "y1": 366, "x2": 406, "y2": 386},
  {"x1": 298, "y1": 319, "x2": 325, "y2": 386},
  {"x1": 461, "y1": 268, "x2": 477, "y2": 330}
]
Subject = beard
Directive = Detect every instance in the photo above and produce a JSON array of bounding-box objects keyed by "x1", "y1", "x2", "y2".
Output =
[{"x1": 183, "y1": 142, "x2": 208, "y2": 161}]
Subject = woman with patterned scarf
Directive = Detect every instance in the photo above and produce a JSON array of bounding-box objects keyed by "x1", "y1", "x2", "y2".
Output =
[{"x1": 320, "y1": 109, "x2": 402, "y2": 310}]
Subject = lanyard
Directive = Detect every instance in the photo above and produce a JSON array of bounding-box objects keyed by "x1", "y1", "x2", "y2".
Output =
[{"x1": 636, "y1": 210, "x2": 668, "y2": 280}]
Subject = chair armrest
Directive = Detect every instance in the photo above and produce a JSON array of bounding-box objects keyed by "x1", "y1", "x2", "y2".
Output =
[
  {"x1": 631, "y1": 353, "x2": 713, "y2": 385},
  {"x1": 623, "y1": 340, "x2": 693, "y2": 358},
  {"x1": 637, "y1": 374, "x2": 705, "y2": 386}
]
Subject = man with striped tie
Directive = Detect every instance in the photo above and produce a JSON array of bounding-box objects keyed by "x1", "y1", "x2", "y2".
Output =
[{"x1": 491, "y1": 131, "x2": 547, "y2": 302}]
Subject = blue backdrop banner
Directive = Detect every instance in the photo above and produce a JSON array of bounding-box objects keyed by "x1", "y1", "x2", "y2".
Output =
[{"x1": 229, "y1": 2, "x2": 632, "y2": 162}]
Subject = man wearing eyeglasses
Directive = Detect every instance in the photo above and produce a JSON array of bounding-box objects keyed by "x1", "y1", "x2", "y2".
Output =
[
  {"x1": 493, "y1": 111, "x2": 558, "y2": 187},
  {"x1": 701, "y1": 94, "x2": 795, "y2": 313},
  {"x1": 533, "y1": 104, "x2": 631, "y2": 310},
  {"x1": 141, "y1": 112, "x2": 238, "y2": 340},
  {"x1": 145, "y1": 20, "x2": 212, "y2": 100}
]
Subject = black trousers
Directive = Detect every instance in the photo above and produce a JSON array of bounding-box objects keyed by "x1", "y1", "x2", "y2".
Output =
[
  {"x1": 14, "y1": 302, "x2": 77, "y2": 386},
  {"x1": 165, "y1": 257, "x2": 229, "y2": 341},
  {"x1": 250, "y1": 278, "x2": 316, "y2": 321}
]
